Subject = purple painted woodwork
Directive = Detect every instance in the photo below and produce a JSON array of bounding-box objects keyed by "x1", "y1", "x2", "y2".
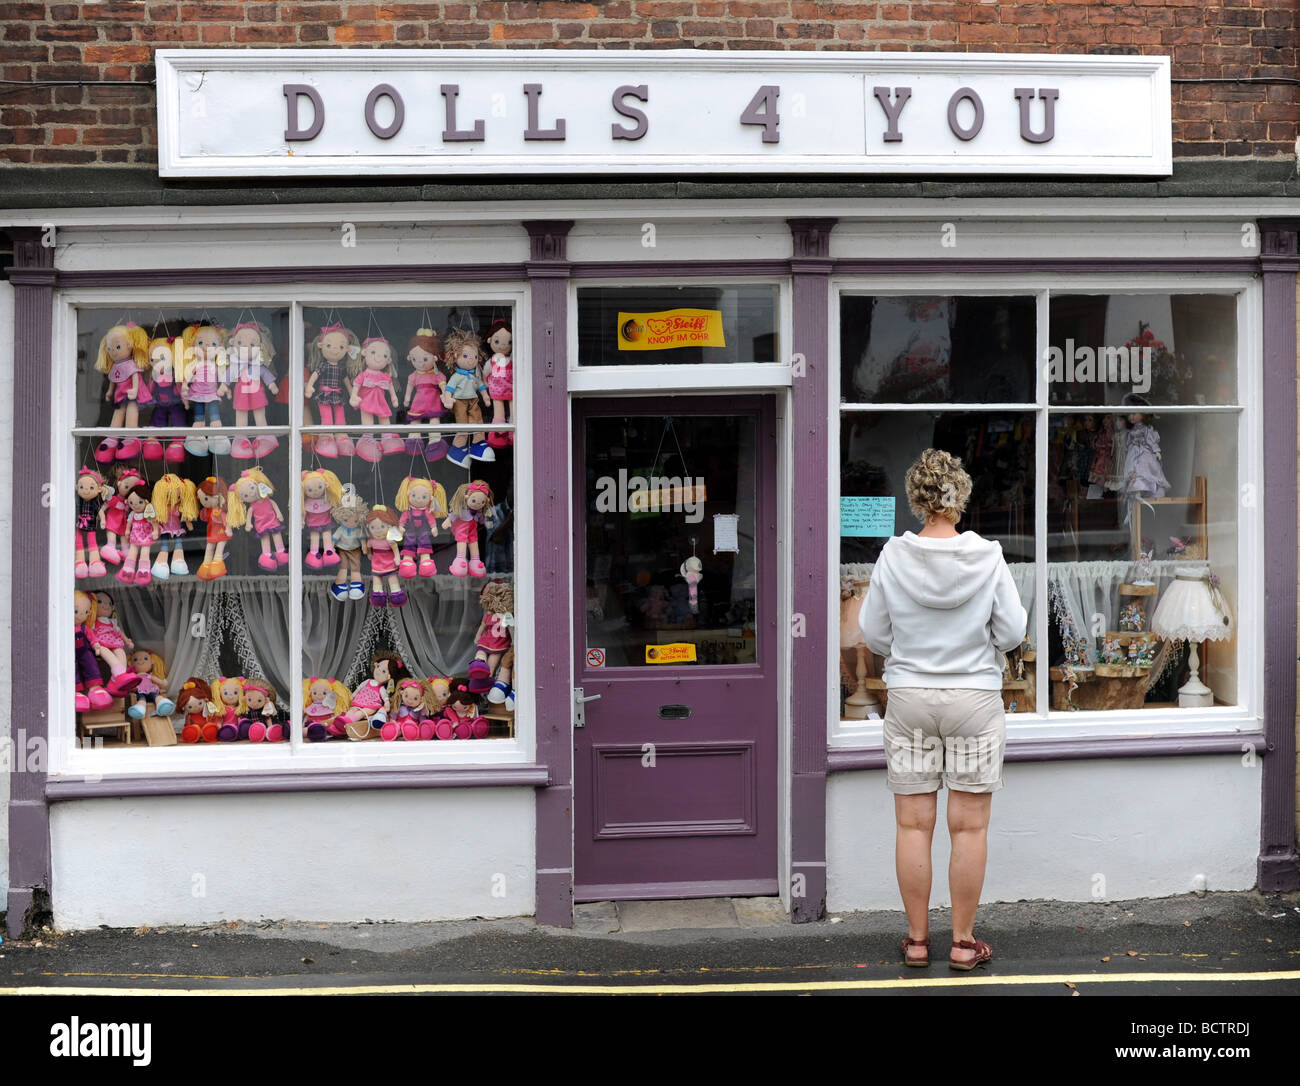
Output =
[
  {"x1": 5, "y1": 228, "x2": 55, "y2": 940},
  {"x1": 788, "y1": 217, "x2": 837, "y2": 923},
  {"x1": 524, "y1": 219, "x2": 576, "y2": 927},
  {"x1": 572, "y1": 397, "x2": 779, "y2": 901},
  {"x1": 1257, "y1": 219, "x2": 1300, "y2": 892}
]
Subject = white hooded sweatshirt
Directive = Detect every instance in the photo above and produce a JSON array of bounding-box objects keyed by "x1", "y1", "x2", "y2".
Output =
[{"x1": 858, "y1": 530, "x2": 1028, "y2": 690}]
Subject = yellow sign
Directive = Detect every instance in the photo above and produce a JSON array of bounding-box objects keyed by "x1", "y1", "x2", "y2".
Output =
[
  {"x1": 617, "y1": 309, "x2": 726, "y2": 351},
  {"x1": 645, "y1": 643, "x2": 699, "y2": 665}
]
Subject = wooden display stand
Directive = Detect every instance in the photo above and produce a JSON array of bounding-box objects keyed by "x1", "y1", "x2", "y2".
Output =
[
  {"x1": 1128, "y1": 475, "x2": 1208, "y2": 560},
  {"x1": 77, "y1": 702, "x2": 133, "y2": 746}
]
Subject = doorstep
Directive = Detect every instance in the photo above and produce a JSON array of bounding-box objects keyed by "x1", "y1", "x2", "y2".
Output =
[{"x1": 574, "y1": 897, "x2": 789, "y2": 935}]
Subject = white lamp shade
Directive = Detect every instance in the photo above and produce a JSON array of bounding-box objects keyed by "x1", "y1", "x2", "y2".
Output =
[{"x1": 1150, "y1": 564, "x2": 1233, "y2": 642}]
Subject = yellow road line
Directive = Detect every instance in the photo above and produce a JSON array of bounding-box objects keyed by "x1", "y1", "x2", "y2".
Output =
[{"x1": 4, "y1": 969, "x2": 1300, "y2": 995}]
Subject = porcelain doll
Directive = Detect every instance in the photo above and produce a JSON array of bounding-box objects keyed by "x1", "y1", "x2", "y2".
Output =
[
  {"x1": 125, "y1": 649, "x2": 176, "y2": 720},
  {"x1": 679, "y1": 555, "x2": 704, "y2": 615},
  {"x1": 301, "y1": 468, "x2": 343, "y2": 569},
  {"x1": 227, "y1": 468, "x2": 288, "y2": 572},
  {"x1": 1088, "y1": 413, "x2": 1114, "y2": 490},
  {"x1": 177, "y1": 677, "x2": 219, "y2": 744},
  {"x1": 302, "y1": 676, "x2": 351, "y2": 742},
  {"x1": 329, "y1": 493, "x2": 369, "y2": 602},
  {"x1": 382, "y1": 678, "x2": 436, "y2": 742},
  {"x1": 239, "y1": 681, "x2": 285, "y2": 743},
  {"x1": 484, "y1": 318, "x2": 513, "y2": 448},
  {"x1": 226, "y1": 320, "x2": 281, "y2": 459},
  {"x1": 74, "y1": 467, "x2": 109, "y2": 579},
  {"x1": 115, "y1": 482, "x2": 160, "y2": 586},
  {"x1": 394, "y1": 475, "x2": 446, "y2": 579},
  {"x1": 362, "y1": 504, "x2": 407, "y2": 607},
  {"x1": 305, "y1": 323, "x2": 360, "y2": 458},
  {"x1": 348, "y1": 335, "x2": 403, "y2": 462},
  {"x1": 99, "y1": 466, "x2": 144, "y2": 567},
  {"x1": 149, "y1": 473, "x2": 197, "y2": 580},
  {"x1": 73, "y1": 591, "x2": 122, "y2": 710},
  {"x1": 93, "y1": 322, "x2": 151, "y2": 463},
  {"x1": 435, "y1": 682, "x2": 489, "y2": 740},
  {"x1": 469, "y1": 581, "x2": 513, "y2": 697},
  {"x1": 212, "y1": 676, "x2": 247, "y2": 742},
  {"x1": 1122, "y1": 411, "x2": 1170, "y2": 501},
  {"x1": 403, "y1": 329, "x2": 449, "y2": 461},
  {"x1": 443, "y1": 480, "x2": 492, "y2": 578},
  {"x1": 141, "y1": 336, "x2": 188, "y2": 463},
  {"x1": 195, "y1": 475, "x2": 231, "y2": 581},
  {"x1": 334, "y1": 651, "x2": 410, "y2": 741},
  {"x1": 83, "y1": 590, "x2": 142, "y2": 698},
  {"x1": 440, "y1": 329, "x2": 494, "y2": 467},
  {"x1": 180, "y1": 321, "x2": 231, "y2": 456}
]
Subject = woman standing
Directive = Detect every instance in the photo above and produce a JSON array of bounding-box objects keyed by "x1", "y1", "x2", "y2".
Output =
[{"x1": 859, "y1": 448, "x2": 1027, "y2": 971}]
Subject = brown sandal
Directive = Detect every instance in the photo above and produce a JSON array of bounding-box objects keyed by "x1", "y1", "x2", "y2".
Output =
[
  {"x1": 901, "y1": 936, "x2": 930, "y2": 968},
  {"x1": 949, "y1": 938, "x2": 993, "y2": 971}
]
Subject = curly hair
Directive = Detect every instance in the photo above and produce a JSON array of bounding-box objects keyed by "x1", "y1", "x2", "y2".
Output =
[{"x1": 904, "y1": 447, "x2": 971, "y2": 524}]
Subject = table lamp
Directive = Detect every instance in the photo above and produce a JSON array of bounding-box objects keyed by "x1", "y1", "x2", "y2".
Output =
[{"x1": 1149, "y1": 564, "x2": 1233, "y2": 708}]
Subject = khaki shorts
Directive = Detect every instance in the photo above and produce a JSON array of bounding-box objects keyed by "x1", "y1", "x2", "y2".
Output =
[{"x1": 882, "y1": 687, "x2": 1006, "y2": 795}]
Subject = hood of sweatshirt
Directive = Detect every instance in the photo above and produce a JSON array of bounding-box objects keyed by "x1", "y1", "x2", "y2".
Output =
[{"x1": 882, "y1": 531, "x2": 1008, "y2": 610}]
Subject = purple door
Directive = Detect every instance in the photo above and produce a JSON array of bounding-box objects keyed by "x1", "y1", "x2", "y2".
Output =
[{"x1": 573, "y1": 397, "x2": 779, "y2": 901}]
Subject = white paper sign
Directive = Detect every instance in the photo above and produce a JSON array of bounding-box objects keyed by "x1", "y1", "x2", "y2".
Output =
[{"x1": 713, "y1": 514, "x2": 740, "y2": 555}]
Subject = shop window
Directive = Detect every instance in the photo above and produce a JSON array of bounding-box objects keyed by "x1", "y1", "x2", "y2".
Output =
[
  {"x1": 576, "y1": 284, "x2": 778, "y2": 366},
  {"x1": 69, "y1": 301, "x2": 519, "y2": 756}
]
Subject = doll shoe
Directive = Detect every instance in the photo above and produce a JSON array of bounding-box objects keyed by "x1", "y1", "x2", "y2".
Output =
[
  {"x1": 467, "y1": 674, "x2": 492, "y2": 695},
  {"x1": 266, "y1": 722, "x2": 285, "y2": 743},
  {"x1": 322, "y1": 548, "x2": 340, "y2": 567},
  {"x1": 487, "y1": 430, "x2": 510, "y2": 449},
  {"x1": 468, "y1": 558, "x2": 487, "y2": 578},
  {"x1": 276, "y1": 549, "x2": 290, "y2": 565},
  {"x1": 452, "y1": 720, "x2": 472, "y2": 740},
  {"x1": 196, "y1": 561, "x2": 214, "y2": 581},
  {"x1": 398, "y1": 555, "x2": 418, "y2": 579},
  {"x1": 468, "y1": 441, "x2": 496, "y2": 463},
  {"x1": 170, "y1": 551, "x2": 188, "y2": 575},
  {"x1": 335, "y1": 433, "x2": 356, "y2": 457},
  {"x1": 418, "y1": 556, "x2": 437, "y2": 578},
  {"x1": 487, "y1": 680, "x2": 510, "y2": 705},
  {"x1": 381, "y1": 432, "x2": 405, "y2": 456},
  {"x1": 211, "y1": 559, "x2": 227, "y2": 579},
  {"x1": 449, "y1": 556, "x2": 469, "y2": 577},
  {"x1": 116, "y1": 437, "x2": 142, "y2": 460},
  {"x1": 99, "y1": 544, "x2": 121, "y2": 565},
  {"x1": 330, "y1": 582, "x2": 350, "y2": 602},
  {"x1": 87, "y1": 560, "x2": 107, "y2": 578},
  {"x1": 504, "y1": 687, "x2": 516, "y2": 711},
  {"x1": 180, "y1": 723, "x2": 201, "y2": 743},
  {"x1": 257, "y1": 553, "x2": 278, "y2": 572},
  {"x1": 75, "y1": 690, "x2": 91, "y2": 713},
  {"x1": 380, "y1": 721, "x2": 400, "y2": 742},
  {"x1": 253, "y1": 436, "x2": 279, "y2": 457},
  {"x1": 468, "y1": 658, "x2": 491, "y2": 679},
  {"x1": 165, "y1": 439, "x2": 187, "y2": 463},
  {"x1": 127, "y1": 702, "x2": 146, "y2": 720},
  {"x1": 355, "y1": 435, "x2": 382, "y2": 463},
  {"x1": 246, "y1": 721, "x2": 266, "y2": 743},
  {"x1": 75, "y1": 561, "x2": 90, "y2": 579},
  {"x1": 369, "y1": 590, "x2": 388, "y2": 607},
  {"x1": 106, "y1": 671, "x2": 141, "y2": 697},
  {"x1": 424, "y1": 437, "x2": 449, "y2": 462},
  {"x1": 115, "y1": 561, "x2": 135, "y2": 585},
  {"x1": 216, "y1": 723, "x2": 239, "y2": 742},
  {"x1": 87, "y1": 685, "x2": 114, "y2": 710},
  {"x1": 141, "y1": 437, "x2": 165, "y2": 461},
  {"x1": 151, "y1": 555, "x2": 171, "y2": 580},
  {"x1": 404, "y1": 435, "x2": 425, "y2": 456},
  {"x1": 348, "y1": 580, "x2": 366, "y2": 600},
  {"x1": 235, "y1": 720, "x2": 253, "y2": 741},
  {"x1": 94, "y1": 437, "x2": 120, "y2": 463},
  {"x1": 388, "y1": 589, "x2": 408, "y2": 607},
  {"x1": 418, "y1": 721, "x2": 437, "y2": 741},
  {"x1": 470, "y1": 716, "x2": 490, "y2": 739},
  {"x1": 315, "y1": 434, "x2": 339, "y2": 458},
  {"x1": 135, "y1": 565, "x2": 153, "y2": 586},
  {"x1": 184, "y1": 435, "x2": 209, "y2": 456},
  {"x1": 446, "y1": 443, "x2": 469, "y2": 467},
  {"x1": 434, "y1": 719, "x2": 454, "y2": 741},
  {"x1": 305, "y1": 550, "x2": 324, "y2": 570},
  {"x1": 155, "y1": 697, "x2": 175, "y2": 716},
  {"x1": 230, "y1": 436, "x2": 255, "y2": 459},
  {"x1": 207, "y1": 434, "x2": 232, "y2": 455},
  {"x1": 305, "y1": 722, "x2": 327, "y2": 742}
]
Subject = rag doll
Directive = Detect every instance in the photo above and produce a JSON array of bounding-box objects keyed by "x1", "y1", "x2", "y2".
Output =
[
  {"x1": 440, "y1": 328, "x2": 494, "y2": 466},
  {"x1": 469, "y1": 581, "x2": 513, "y2": 700},
  {"x1": 349, "y1": 334, "x2": 403, "y2": 462},
  {"x1": 484, "y1": 318, "x2": 513, "y2": 448},
  {"x1": 382, "y1": 677, "x2": 437, "y2": 742},
  {"x1": 212, "y1": 676, "x2": 247, "y2": 742},
  {"x1": 227, "y1": 467, "x2": 288, "y2": 571},
  {"x1": 180, "y1": 321, "x2": 231, "y2": 456},
  {"x1": 442, "y1": 480, "x2": 492, "y2": 578},
  {"x1": 362, "y1": 504, "x2": 406, "y2": 606},
  {"x1": 305, "y1": 322, "x2": 360, "y2": 458},
  {"x1": 334, "y1": 651, "x2": 410, "y2": 742},
  {"x1": 435, "y1": 681, "x2": 489, "y2": 740},
  {"x1": 302, "y1": 676, "x2": 352, "y2": 742},
  {"x1": 149, "y1": 473, "x2": 198, "y2": 579},
  {"x1": 196, "y1": 475, "x2": 232, "y2": 581},
  {"x1": 177, "y1": 677, "x2": 219, "y2": 744},
  {"x1": 395, "y1": 475, "x2": 446, "y2": 579},
  {"x1": 329, "y1": 493, "x2": 369, "y2": 602},
  {"x1": 226, "y1": 320, "x2": 281, "y2": 459},
  {"x1": 126, "y1": 648, "x2": 176, "y2": 720},
  {"x1": 115, "y1": 482, "x2": 160, "y2": 586},
  {"x1": 73, "y1": 590, "x2": 116, "y2": 710},
  {"x1": 427, "y1": 676, "x2": 452, "y2": 717},
  {"x1": 301, "y1": 468, "x2": 343, "y2": 569},
  {"x1": 679, "y1": 555, "x2": 704, "y2": 615},
  {"x1": 403, "y1": 329, "x2": 449, "y2": 461},
  {"x1": 239, "y1": 681, "x2": 285, "y2": 743},
  {"x1": 141, "y1": 336, "x2": 188, "y2": 463},
  {"x1": 99, "y1": 465, "x2": 145, "y2": 567},
  {"x1": 93, "y1": 322, "x2": 151, "y2": 463},
  {"x1": 74, "y1": 467, "x2": 109, "y2": 579}
]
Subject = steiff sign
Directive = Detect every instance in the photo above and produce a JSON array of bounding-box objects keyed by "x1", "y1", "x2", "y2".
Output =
[{"x1": 156, "y1": 49, "x2": 1171, "y2": 178}]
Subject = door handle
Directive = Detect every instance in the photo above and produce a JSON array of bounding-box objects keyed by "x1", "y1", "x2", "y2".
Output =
[{"x1": 574, "y1": 687, "x2": 602, "y2": 729}]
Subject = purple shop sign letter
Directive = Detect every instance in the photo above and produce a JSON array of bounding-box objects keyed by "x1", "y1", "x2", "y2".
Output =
[{"x1": 283, "y1": 83, "x2": 324, "y2": 142}]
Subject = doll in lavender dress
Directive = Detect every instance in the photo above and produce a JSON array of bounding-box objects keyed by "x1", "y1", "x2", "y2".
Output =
[{"x1": 1121, "y1": 411, "x2": 1170, "y2": 514}]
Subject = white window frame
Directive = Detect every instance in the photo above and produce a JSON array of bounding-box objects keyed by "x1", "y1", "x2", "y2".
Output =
[
  {"x1": 828, "y1": 272, "x2": 1262, "y2": 748},
  {"x1": 50, "y1": 282, "x2": 535, "y2": 779}
]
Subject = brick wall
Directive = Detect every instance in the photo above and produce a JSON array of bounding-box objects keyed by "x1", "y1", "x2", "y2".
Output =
[{"x1": 0, "y1": 1, "x2": 1296, "y2": 167}]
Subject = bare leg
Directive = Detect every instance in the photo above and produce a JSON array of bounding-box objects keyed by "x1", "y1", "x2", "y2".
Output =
[
  {"x1": 895, "y1": 792, "x2": 938, "y2": 957},
  {"x1": 947, "y1": 789, "x2": 993, "y2": 963}
]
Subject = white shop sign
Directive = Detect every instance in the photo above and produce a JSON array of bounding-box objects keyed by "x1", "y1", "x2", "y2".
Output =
[{"x1": 156, "y1": 49, "x2": 1171, "y2": 178}]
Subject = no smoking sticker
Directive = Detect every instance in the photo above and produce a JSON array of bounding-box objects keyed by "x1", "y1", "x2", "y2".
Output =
[{"x1": 586, "y1": 648, "x2": 606, "y2": 668}]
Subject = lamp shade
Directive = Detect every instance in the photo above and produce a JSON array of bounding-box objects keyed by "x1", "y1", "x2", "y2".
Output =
[{"x1": 1150, "y1": 564, "x2": 1233, "y2": 642}]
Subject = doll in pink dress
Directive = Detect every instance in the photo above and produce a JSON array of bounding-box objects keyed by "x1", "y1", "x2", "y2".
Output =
[
  {"x1": 394, "y1": 475, "x2": 446, "y2": 579},
  {"x1": 126, "y1": 648, "x2": 176, "y2": 720},
  {"x1": 435, "y1": 682, "x2": 489, "y2": 740},
  {"x1": 468, "y1": 581, "x2": 513, "y2": 698},
  {"x1": 74, "y1": 467, "x2": 109, "y2": 579},
  {"x1": 442, "y1": 480, "x2": 493, "y2": 578},
  {"x1": 226, "y1": 321, "x2": 281, "y2": 460},
  {"x1": 333, "y1": 651, "x2": 409, "y2": 742},
  {"x1": 403, "y1": 330, "x2": 450, "y2": 461},
  {"x1": 301, "y1": 468, "x2": 343, "y2": 569},
  {"x1": 93, "y1": 322, "x2": 151, "y2": 463},
  {"x1": 115, "y1": 482, "x2": 160, "y2": 586},
  {"x1": 305, "y1": 323, "x2": 360, "y2": 459},
  {"x1": 303, "y1": 676, "x2": 351, "y2": 742},
  {"x1": 227, "y1": 468, "x2": 288, "y2": 572},
  {"x1": 88, "y1": 590, "x2": 142, "y2": 697},
  {"x1": 349, "y1": 336, "x2": 402, "y2": 463},
  {"x1": 363, "y1": 505, "x2": 407, "y2": 607},
  {"x1": 382, "y1": 678, "x2": 437, "y2": 742},
  {"x1": 180, "y1": 321, "x2": 232, "y2": 457},
  {"x1": 211, "y1": 676, "x2": 246, "y2": 742},
  {"x1": 485, "y1": 318, "x2": 513, "y2": 449},
  {"x1": 99, "y1": 466, "x2": 144, "y2": 567}
]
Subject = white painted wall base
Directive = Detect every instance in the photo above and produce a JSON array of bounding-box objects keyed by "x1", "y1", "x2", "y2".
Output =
[
  {"x1": 827, "y1": 756, "x2": 1260, "y2": 912},
  {"x1": 50, "y1": 789, "x2": 535, "y2": 930}
]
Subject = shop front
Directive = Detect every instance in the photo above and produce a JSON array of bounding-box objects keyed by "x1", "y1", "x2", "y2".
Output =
[{"x1": 3, "y1": 48, "x2": 1297, "y2": 934}]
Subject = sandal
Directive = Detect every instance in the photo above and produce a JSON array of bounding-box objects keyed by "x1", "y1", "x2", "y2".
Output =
[
  {"x1": 901, "y1": 936, "x2": 930, "y2": 968},
  {"x1": 949, "y1": 938, "x2": 993, "y2": 971}
]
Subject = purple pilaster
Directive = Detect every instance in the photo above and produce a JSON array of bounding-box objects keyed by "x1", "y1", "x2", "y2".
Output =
[
  {"x1": 1257, "y1": 219, "x2": 1300, "y2": 892},
  {"x1": 525, "y1": 220, "x2": 575, "y2": 927},
  {"x1": 6, "y1": 229, "x2": 55, "y2": 938},
  {"x1": 788, "y1": 218, "x2": 836, "y2": 922}
]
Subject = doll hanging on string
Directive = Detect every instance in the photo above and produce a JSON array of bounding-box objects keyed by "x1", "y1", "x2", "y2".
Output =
[
  {"x1": 395, "y1": 475, "x2": 446, "y2": 579},
  {"x1": 227, "y1": 468, "x2": 289, "y2": 571},
  {"x1": 150, "y1": 473, "x2": 197, "y2": 580},
  {"x1": 74, "y1": 467, "x2": 110, "y2": 580},
  {"x1": 141, "y1": 334, "x2": 188, "y2": 464},
  {"x1": 362, "y1": 504, "x2": 407, "y2": 607},
  {"x1": 93, "y1": 322, "x2": 151, "y2": 463},
  {"x1": 404, "y1": 328, "x2": 450, "y2": 462},
  {"x1": 227, "y1": 320, "x2": 281, "y2": 460},
  {"x1": 443, "y1": 480, "x2": 492, "y2": 578},
  {"x1": 305, "y1": 322, "x2": 360, "y2": 458},
  {"x1": 115, "y1": 480, "x2": 161, "y2": 586},
  {"x1": 301, "y1": 468, "x2": 343, "y2": 569},
  {"x1": 485, "y1": 318, "x2": 513, "y2": 449},
  {"x1": 180, "y1": 320, "x2": 232, "y2": 456},
  {"x1": 329, "y1": 491, "x2": 369, "y2": 602},
  {"x1": 349, "y1": 334, "x2": 403, "y2": 463},
  {"x1": 196, "y1": 475, "x2": 231, "y2": 581},
  {"x1": 98, "y1": 465, "x2": 145, "y2": 568},
  {"x1": 441, "y1": 329, "x2": 495, "y2": 467}
]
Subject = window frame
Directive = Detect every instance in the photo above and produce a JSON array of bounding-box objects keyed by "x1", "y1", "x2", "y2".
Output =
[
  {"x1": 828, "y1": 272, "x2": 1262, "y2": 749},
  {"x1": 51, "y1": 282, "x2": 535, "y2": 780}
]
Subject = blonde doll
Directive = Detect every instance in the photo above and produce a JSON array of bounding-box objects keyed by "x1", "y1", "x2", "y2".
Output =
[
  {"x1": 227, "y1": 467, "x2": 288, "y2": 572},
  {"x1": 150, "y1": 473, "x2": 198, "y2": 580},
  {"x1": 301, "y1": 468, "x2": 343, "y2": 569},
  {"x1": 93, "y1": 322, "x2": 151, "y2": 463},
  {"x1": 329, "y1": 493, "x2": 369, "y2": 602},
  {"x1": 196, "y1": 475, "x2": 231, "y2": 581},
  {"x1": 180, "y1": 321, "x2": 231, "y2": 456},
  {"x1": 211, "y1": 676, "x2": 248, "y2": 742},
  {"x1": 442, "y1": 480, "x2": 493, "y2": 578},
  {"x1": 305, "y1": 323, "x2": 360, "y2": 458},
  {"x1": 394, "y1": 475, "x2": 446, "y2": 579},
  {"x1": 303, "y1": 676, "x2": 351, "y2": 742},
  {"x1": 126, "y1": 649, "x2": 175, "y2": 721},
  {"x1": 383, "y1": 677, "x2": 439, "y2": 742},
  {"x1": 227, "y1": 320, "x2": 281, "y2": 460},
  {"x1": 141, "y1": 335, "x2": 188, "y2": 463},
  {"x1": 348, "y1": 334, "x2": 403, "y2": 462}
]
